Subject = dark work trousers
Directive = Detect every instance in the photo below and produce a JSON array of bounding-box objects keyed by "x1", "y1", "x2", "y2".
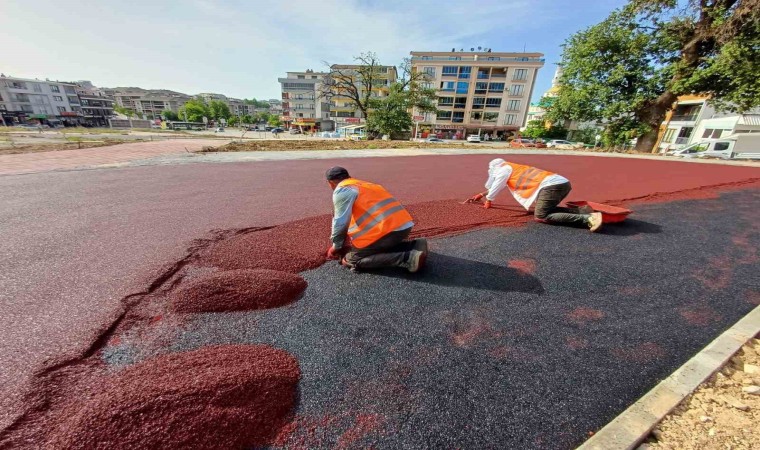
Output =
[
  {"x1": 533, "y1": 182, "x2": 590, "y2": 226},
  {"x1": 345, "y1": 227, "x2": 415, "y2": 270}
]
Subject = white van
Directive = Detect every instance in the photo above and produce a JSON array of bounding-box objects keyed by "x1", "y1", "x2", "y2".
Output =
[{"x1": 673, "y1": 133, "x2": 760, "y2": 160}]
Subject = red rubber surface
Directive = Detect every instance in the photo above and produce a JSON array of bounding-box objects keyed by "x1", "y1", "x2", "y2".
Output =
[{"x1": 1, "y1": 154, "x2": 758, "y2": 435}]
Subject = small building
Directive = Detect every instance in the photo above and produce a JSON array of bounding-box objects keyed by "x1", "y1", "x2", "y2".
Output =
[
  {"x1": 278, "y1": 69, "x2": 332, "y2": 131},
  {"x1": 0, "y1": 74, "x2": 83, "y2": 126}
]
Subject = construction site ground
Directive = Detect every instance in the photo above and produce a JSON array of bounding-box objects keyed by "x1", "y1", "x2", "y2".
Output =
[{"x1": 0, "y1": 148, "x2": 758, "y2": 448}]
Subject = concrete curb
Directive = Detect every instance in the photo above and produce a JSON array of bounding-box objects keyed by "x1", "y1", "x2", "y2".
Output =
[{"x1": 578, "y1": 304, "x2": 760, "y2": 450}]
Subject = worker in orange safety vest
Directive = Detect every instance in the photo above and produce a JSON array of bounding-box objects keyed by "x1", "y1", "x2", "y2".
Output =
[
  {"x1": 325, "y1": 166, "x2": 428, "y2": 272},
  {"x1": 468, "y1": 158, "x2": 603, "y2": 232}
]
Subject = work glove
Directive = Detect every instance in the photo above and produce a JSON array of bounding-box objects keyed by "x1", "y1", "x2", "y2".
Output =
[
  {"x1": 483, "y1": 200, "x2": 492, "y2": 209},
  {"x1": 470, "y1": 193, "x2": 484, "y2": 202},
  {"x1": 326, "y1": 246, "x2": 341, "y2": 260}
]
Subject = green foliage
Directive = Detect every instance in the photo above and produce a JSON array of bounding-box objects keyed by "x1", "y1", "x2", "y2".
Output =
[
  {"x1": 366, "y1": 81, "x2": 437, "y2": 136},
  {"x1": 522, "y1": 120, "x2": 568, "y2": 140},
  {"x1": 547, "y1": 0, "x2": 760, "y2": 150},
  {"x1": 114, "y1": 106, "x2": 137, "y2": 118},
  {"x1": 178, "y1": 99, "x2": 210, "y2": 122},
  {"x1": 243, "y1": 98, "x2": 271, "y2": 109},
  {"x1": 208, "y1": 100, "x2": 231, "y2": 120},
  {"x1": 570, "y1": 125, "x2": 601, "y2": 145},
  {"x1": 267, "y1": 116, "x2": 281, "y2": 127},
  {"x1": 241, "y1": 114, "x2": 253, "y2": 124},
  {"x1": 227, "y1": 116, "x2": 239, "y2": 126},
  {"x1": 162, "y1": 111, "x2": 179, "y2": 121},
  {"x1": 255, "y1": 112, "x2": 272, "y2": 124}
]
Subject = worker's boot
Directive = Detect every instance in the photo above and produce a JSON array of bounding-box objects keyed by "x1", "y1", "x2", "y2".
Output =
[
  {"x1": 588, "y1": 212, "x2": 603, "y2": 233},
  {"x1": 413, "y1": 238, "x2": 428, "y2": 254},
  {"x1": 404, "y1": 250, "x2": 427, "y2": 273}
]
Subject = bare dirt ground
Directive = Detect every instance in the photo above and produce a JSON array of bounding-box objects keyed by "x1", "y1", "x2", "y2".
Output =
[
  {"x1": 201, "y1": 140, "x2": 503, "y2": 152},
  {"x1": 643, "y1": 335, "x2": 760, "y2": 450},
  {"x1": 0, "y1": 139, "x2": 129, "y2": 155}
]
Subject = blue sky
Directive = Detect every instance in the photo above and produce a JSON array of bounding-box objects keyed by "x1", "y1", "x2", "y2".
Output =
[{"x1": 1, "y1": 0, "x2": 627, "y2": 102}]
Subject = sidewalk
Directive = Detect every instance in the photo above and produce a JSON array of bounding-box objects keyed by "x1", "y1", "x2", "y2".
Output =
[{"x1": 0, "y1": 139, "x2": 223, "y2": 176}]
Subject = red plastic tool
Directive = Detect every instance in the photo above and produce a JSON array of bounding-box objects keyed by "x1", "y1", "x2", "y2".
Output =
[{"x1": 566, "y1": 201, "x2": 632, "y2": 223}]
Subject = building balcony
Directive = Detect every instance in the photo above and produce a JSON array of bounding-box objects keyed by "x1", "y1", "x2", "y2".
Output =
[{"x1": 670, "y1": 114, "x2": 698, "y2": 122}]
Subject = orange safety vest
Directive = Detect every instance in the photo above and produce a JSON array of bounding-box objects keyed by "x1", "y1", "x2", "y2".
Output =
[
  {"x1": 503, "y1": 162, "x2": 555, "y2": 202},
  {"x1": 338, "y1": 178, "x2": 413, "y2": 249}
]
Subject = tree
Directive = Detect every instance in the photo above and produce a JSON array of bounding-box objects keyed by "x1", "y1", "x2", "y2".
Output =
[
  {"x1": 366, "y1": 80, "x2": 437, "y2": 136},
  {"x1": 227, "y1": 116, "x2": 239, "y2": 126},
  {"x1": 547, "y1": 0, "x2": 760, "y2": 151},
  {"x1": 255, "y1": 112, "x2": 272, "y2": 124},
  {"x1": 241, "y1": 114, "x2": 253, "y2": 124},
  {"x1": 522, "y1": 120, "x2": 569, "y2": 140},
  {"x1": 267, "y1": 116, "x2": 281, "y2": 127},
  {"x1": 243, "y1": 98, "x2": 271, "y2": 108},
  {"x1": 162, "y1": 111, "x2": 179, "y2": 121},
  {"x1": 114, "y1": 106, "x2": 137, "y2": 118},
  {"x1": 208, "y1": 100, "x2": 231, "y2": 120},
  {"x1": 178, "y1": 99, "x2": 210, "y2": 122},
  {"x1": 319, "y1": 52, "x2": 390, "y2": 120}
]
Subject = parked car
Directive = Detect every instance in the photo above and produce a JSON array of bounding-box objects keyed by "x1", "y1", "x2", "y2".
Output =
[
  {"x1": 547, "y1": 139, "x2": 576, "y2": 148},
  {"x1": 289, "y1": 129, "x2": 301, "y2": 134},
  {"x1": 466, "y1": 134, "x2": 482, "y2": 143},
  {"x1": 151, "y1": 124, "x2": 162, "y2": 129},
  {"x1": 666, "y1": 145, "x2": 704, "y2": 158},
  {"x1": 270, "y1": 128, "x2": 284, "y2": 133},
  {"x1": 510, "y1": 138, "x2": 535, "y2": 148},
  {"x1": 265, "y1": 126, "x2": 274, "y2": 131},
  {"x1": 426, "y1": 137, "x2": 443, "y2": 143},
  {"x1": 214, "y1": 127, "x2": 225, "y2": 132}
]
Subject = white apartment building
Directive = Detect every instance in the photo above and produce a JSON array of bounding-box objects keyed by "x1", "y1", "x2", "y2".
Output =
[
  {"x1": 278, "y1": 70, "x2": 331, "y2": 130},
  {"x1": 409, "y1": 50, "x2": 545, "y2": 139},
  {"x1": 0, "y1": 75, "x2": 83, "y2": 125},
  {"x1": 109, "y1": 88, "x2": 190, "y2": 119}
]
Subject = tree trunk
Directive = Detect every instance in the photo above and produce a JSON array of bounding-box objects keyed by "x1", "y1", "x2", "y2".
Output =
[{"x1": 635, "y1": 90, "x2": 677, "y2": 152}]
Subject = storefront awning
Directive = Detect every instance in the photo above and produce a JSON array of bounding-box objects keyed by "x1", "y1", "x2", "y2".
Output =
[{"x1": 29, "y1": 114, "x2": 47, "y2": 119}]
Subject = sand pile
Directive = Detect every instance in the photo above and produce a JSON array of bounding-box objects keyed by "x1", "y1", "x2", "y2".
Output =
[
  {"x1": 171, "y1": 269, "x2": 307, "y2": 313},
  {"x1": 45, "y1": 345, "x2": 299, "y2": 450}
]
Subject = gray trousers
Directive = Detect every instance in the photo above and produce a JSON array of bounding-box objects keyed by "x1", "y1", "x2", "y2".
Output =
[
  {"x1": 534, "y1": 182, "x2": 590, "y2": 226},
  {"x1": 345, "y1": 228, "x2": 414, "y2": 270}
]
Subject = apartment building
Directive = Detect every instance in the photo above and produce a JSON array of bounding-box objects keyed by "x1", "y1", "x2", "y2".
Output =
[
  {"x1": 409, "y1": 50, "x2": 545, "y2": 139},
  {"x1": 109, "y1": 87, "x2": 190, "y2": 119},
  {"x1": 75, "y1": 81, "x2": 114, "y2": 127},
  {"x1": 0, "y1": 75, "x2": 83, "y2": 126},
  {"x1": 278, "y1": 69, "x2": 331, "y2": 130},
  {"x1": 268, "y1": 99, "x2": 283, "y2": 116}
]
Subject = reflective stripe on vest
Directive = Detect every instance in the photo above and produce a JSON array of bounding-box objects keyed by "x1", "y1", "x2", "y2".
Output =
[
  {"x1": 503, "y1": 162, "x2": 554, "y2": 200},
  {"x1": 338, "y1": 178, "x2": 413, "y2": 248}
]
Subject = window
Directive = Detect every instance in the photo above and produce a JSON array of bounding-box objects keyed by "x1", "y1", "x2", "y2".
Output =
[
  {"x1": 442, "y1": 66, "x2": 458, "y2": 76},
  {"x1": 13, "y1": 93, "x2": 29, "y2": 102},
  {"x1": 456, "y1": 82, "x2": 469, "y2": 94},
  {"x1": 458, "y1": 67, "x2": 471, "y2": 79},
  {"x1": 49, "y1": 85, "x2": 60, "y2": 93},
  {"x1": 57, "y1": 106, "x2": 67, "y2": 113},
  {"x1": 311, "y1": 76, "x2": 318, "y2": 79},
  {"x1": 488, "y1": 82, "x2": 504, "y2": 92},
  {"x1": 453, "y1": 111, "x2": 464, "y2": 123},
  {"x1": 477, "y1": 69, "x2": 489, "y2": 79},
  {"x1": 662, "y1": 128, "x2": 676, "y2": 143},
  {"x1": 423, "y1": 67, "x2": 436, "y2": 77},
  {"x1": 472, "y1": 97, "x2": 485, "y2": 109},
  {"x1": 437, "y1": 111, "x2": 452, "y2": 120},
  {"x1": 507, "y1": 100, "x2": 521, "y2": 110},
  {"x1": 283, "y1": 83, "x2": 313, "y2": 89},
  {"x1": 449, "y1": 56, "x2": 461, "y2": 60},
  {"x1": 475, "y1": 82, "x2": 488, "y2": 94},
  {"x1": 454, "y1": 97, "x2": 467, "y2": 108},
  {"x1": 513, "y1": 69, "x2": 528, "y2": 80},
  {"x1": 421, "y1": 55, "x2": 432, "y2": 60},
  {"x1": 438, "y1": 97, "x2": 454, "y2": 106},
  {"x1": 504, "y1": 114, "x2": 517, "y2": 125},
  {"x1": 714, "y1": 142, "x2": 730, "y2": 151},
  {"x1": 470, "y1": 112, "x2": 483, "y2": 120},
  {"x1": 485, "y1": 98, "x2": 501, "y2": 107},
  {"x1": 484, "y1": 112, "x2": 498, "y2": 122},
  {"x1": 21, "y1": 105, "x2": 33, "y2": 112},
  {"x1": 510, "y1": 84, "x2": 525, "y2": 96},
  {"x1": 421, "y1": 82, "x2": 433, "y2": 89},
  {"x1": 441, "y1": 81, "x2": 455, "y2": 91},
  {"x1": 64, "y1": 86, "x2": 75, "y2": 94},
  {"x1": 337, "y1": 111, "x2": 353, "y2": 117},
  {"x1": 702, "y1": 129, "x2": 726, "y2": 139},
  {"x1": 297, "y1": 75, "x2": 305, "y2": 79},
  {"x1": 32, "y1": 83, "x2": 42, "y2": 92},
  {"x1": 51, "y1": 95, "x2": 63, "y2": 102},
  {"x1": 11, "y1": 81, "x2": 27, "y2": 89},
  {"x1": 487, "y1": 56, "x2": 500, "y2": 61}
]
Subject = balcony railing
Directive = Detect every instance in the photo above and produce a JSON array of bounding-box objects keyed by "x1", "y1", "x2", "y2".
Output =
[
  {"x1": 674, "y1": 137, "x2": 690, "y2": 145},
  {"x1": 670, "y1": 114, "x2": 698, "y2": 122},
  {"x1": 492, "y1": 73, "x2": 507, "y2": 78}
]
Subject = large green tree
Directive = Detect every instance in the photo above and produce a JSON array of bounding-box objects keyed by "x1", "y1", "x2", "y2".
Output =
[
  {"x1": 547, "y1": 0, "x2": 760, "y2": 151},
  {"x1": 522, "y1": 120, "x2": 569, "y2": 140},
  {"x1": 208, "y1": 100, "x2": 231, "y2": 120},
  {"x1": 178, "y1": 99, "x2": 210, "y2": 122}
]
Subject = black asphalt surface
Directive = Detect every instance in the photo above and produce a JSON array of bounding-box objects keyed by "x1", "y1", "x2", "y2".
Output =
[{"x1": 113, "y1": 190, "x2": 758, "y2": 449}]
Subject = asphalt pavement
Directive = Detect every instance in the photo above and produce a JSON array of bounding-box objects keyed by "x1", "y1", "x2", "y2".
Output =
[
  {"x1": 0, "y1": 154, "x2": 758, "y2": 435},
  {"x1": 161, "y1": 190, "x2": 759, "y2": 449}
]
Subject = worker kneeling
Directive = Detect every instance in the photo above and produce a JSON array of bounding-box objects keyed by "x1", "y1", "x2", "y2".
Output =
[
  {"x1": 325, "y1": 167, "x2": 428, "y2": 272},
  {"x1": 470, "y1": 159, "x2": 603, "y2": 232}
]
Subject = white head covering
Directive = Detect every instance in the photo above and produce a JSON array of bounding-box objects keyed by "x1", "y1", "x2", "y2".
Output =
[{"x1": 485, "y1": 158, "x2": 506, "y2": 191}]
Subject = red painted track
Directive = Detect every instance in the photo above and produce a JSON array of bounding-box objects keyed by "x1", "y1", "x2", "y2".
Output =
[{"x1": 0, "y1": 154, "x2": 758, "y2": 430}]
